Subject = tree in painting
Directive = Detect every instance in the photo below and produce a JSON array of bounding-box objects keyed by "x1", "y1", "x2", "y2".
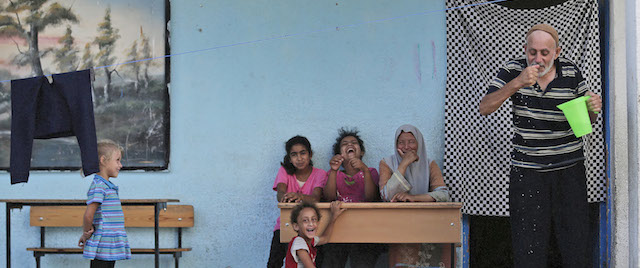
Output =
[
  {"x1": 140, "y1": 28, "x2": 152, "y2": 89},
  {"x1": 125, "y1": 34, "x2": 140, "y2": 93},
  {"x1": 0, "y1": 0, "x2": 78, "y2": 76},
  {"x1": 94, "y1": 7, "x2": 120, "y2": 104},
  {"x1": 80, "y1": 42, "x2": 94, "y2": 70},
  {"x1": 53, "y1": 26, "x2": 78, "y2": 72}
]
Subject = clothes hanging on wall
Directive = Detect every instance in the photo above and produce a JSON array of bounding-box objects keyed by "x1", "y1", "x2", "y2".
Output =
[{"x1": 10, "y1": 69, "x2": 99, "y2": 184}]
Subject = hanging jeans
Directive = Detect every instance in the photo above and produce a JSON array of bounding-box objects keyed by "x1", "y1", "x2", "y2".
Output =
[{"x1": 10, "y1": 69, "x2": 99, "y2": 184}]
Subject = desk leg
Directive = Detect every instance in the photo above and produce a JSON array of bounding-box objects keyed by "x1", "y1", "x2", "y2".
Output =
[
  {"x1": 6, "y1": 203, "x2": 10, "y2": 268},
  {"x1": 155, "y1": 203, "x2": 160, "y2": 268},
  {"x1": 451, "y1": 243, "x2": 455, "y2": 268}
]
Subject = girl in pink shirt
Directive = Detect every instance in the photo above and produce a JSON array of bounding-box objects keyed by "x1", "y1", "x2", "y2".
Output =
[
  {"x1": 322, "y1": 127, "x2": 383, "y2": 267},
  {"x1": 267, "y1": 135, "x2": 328, "y2": 268},
  {"x1": 325, "y1": 127, "x2": 380, "y2": 203}
]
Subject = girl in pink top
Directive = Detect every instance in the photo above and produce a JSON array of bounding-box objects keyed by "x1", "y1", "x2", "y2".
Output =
[
  {"x1": 322, "y1": 127, "x2": 383, "y2": 267},
  {"x1": 267, "y1": 135, "x2": 328, "y2": 268},
  {"x1": 325, "y1": 127, "x2": 380, "y2": 203}
]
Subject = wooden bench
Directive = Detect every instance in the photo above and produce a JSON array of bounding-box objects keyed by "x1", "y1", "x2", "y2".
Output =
[{"x1": 27, "y1": 205, "x2": 194, "y2": 268}]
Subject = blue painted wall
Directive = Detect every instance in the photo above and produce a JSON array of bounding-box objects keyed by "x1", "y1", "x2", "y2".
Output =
[{"x1": 0, "y1": 1, "x2": 446, "y2": 266}]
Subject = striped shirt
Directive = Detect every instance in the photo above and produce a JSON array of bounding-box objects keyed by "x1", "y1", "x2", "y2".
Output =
[
  {"x1": 487, "y1": 57, "x2": 587, "y2": 170},
  {"x1": 83, "y1": 175, "x2": 131, "y2": 261}
]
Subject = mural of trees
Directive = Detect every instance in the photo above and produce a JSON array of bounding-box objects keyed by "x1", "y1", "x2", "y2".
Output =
[
  {"x1": 94, "y1": 7, "x2": 119, "y2": 104},
  {"x1": 0, "y1": 0, "x2": 78, "y2": 76},
  {"x1": 0, "y1": 0, "x2": 168, "y2": 170},
  {"x1": 53, "y1": 26, "x2": 78, "y2": 72}
]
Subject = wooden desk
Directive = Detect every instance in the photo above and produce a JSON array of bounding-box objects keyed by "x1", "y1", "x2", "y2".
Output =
[
  {"x1": 279, "y1": 202, "x2": 462, "y2": 243},
  {"x1": 1, "y1": 199, "x2": 179, "y2": 268},
  {"x1": 280, "y1": 202, "x2": 462, "y2": 267}
]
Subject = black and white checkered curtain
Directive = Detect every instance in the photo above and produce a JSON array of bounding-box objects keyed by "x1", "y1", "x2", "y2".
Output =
[{"x1": 444, "y1": 0, "x2": 606, "y2": 216}]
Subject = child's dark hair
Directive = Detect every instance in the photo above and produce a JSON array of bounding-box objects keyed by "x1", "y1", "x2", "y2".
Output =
[
  {"x1": 291, "y1": 201, "x2": 322, "y2": 224},
  {"x1": 332, "y1": 127, "x2": 365, "y2": 156},
  {"x1": 280, "y1": 135, "x2": 313, "y2": 175}
]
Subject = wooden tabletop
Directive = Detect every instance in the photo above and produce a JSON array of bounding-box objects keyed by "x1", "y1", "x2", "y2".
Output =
[
  {"x1": 0, "y1": 199, "x2": 179, "y2": 205},
  {"x1": 278, "y1": 202, "x2": 462, "y2": 209}
]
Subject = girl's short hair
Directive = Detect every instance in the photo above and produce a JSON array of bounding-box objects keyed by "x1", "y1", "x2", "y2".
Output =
[
  {"x1": 280, "y1": 135, "x2": 313, "y2": 175},
  {"x1": 332, "y1": 127, "x2": 365, "y2": 156},
  {"x1": 290, "y1": 201, "x2": 322, "y2": 224},
  {"x1": 97, "y1": 139, "x2": 123, "y2": 160}
]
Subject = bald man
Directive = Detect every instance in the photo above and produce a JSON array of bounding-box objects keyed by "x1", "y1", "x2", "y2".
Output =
[{"x1": 479, "y1": 24, "x2": 602, "y2": 267}]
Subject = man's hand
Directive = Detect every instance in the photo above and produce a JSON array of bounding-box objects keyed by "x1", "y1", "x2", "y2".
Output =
[
  {"x1": 517, "y1": 65, "x2": 542, "y2": 88},
  {"x1": 585, "y1": 90, "x2": 602, "y2": 113}
]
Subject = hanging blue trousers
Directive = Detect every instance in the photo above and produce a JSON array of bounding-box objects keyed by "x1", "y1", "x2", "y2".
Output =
[{"x1": 10, "y1": 69, "x2": 99, "y2": 184}]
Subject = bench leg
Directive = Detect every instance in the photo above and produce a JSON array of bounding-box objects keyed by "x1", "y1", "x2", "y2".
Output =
[
  {"x1": 6, "y1": 203, "x2": 11, "y2": 268},
  {"x1": 155, "y1": 203, "x2": 160, "y2": 268},
  {"x1": 34, "y1": 252, "x2": 44, "y2": 268},
  {"x1": 174, "y1": 252, "x2": 182, "y2": 268}
]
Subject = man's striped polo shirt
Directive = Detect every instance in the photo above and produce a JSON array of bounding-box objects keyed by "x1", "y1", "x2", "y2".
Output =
[{"x1": 487, "y1": 57, "x2": 588, "y2": 170}]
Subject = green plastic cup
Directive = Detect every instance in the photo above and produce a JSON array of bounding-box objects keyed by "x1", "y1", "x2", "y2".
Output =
[{"x1": 557, "y1": 96, "x2": 592, "y2": 138}]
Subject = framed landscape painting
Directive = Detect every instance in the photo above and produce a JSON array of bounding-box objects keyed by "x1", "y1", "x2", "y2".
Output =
[{"x1": 0, "y1": 0, "x2": 170, "y2": 171}]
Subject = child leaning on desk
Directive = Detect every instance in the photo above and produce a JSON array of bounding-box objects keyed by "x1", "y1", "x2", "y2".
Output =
[
  {"x1": 78, "y1": 140, "x2": 131, "y2": 268},
  {"x1": 285, "y1": 201, "x2": 345, "y2": 268}
]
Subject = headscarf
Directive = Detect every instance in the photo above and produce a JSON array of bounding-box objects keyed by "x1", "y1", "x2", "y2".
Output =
[{"x1": 383, "y1": 124, "x2": 431, "y2": 195}]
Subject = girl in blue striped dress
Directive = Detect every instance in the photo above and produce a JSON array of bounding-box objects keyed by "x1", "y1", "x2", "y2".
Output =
[{"x1": 78, "y1": 140, "x2": 131, "y2": 268}]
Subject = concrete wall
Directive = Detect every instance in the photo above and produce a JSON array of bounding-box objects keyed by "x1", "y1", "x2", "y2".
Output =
[
  {"x1": 0, "y1": 1, "x2": 447, "y2": 267},
  {"x1": 611, "y1": 0, "x2": 640, "y2": 267},
  {"x1": 627, "y1": 1, "x2": 640, "y2": 266}
]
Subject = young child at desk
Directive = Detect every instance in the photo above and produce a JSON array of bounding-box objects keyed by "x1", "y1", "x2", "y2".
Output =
[
  {"x1": 322, "y1": 127, "x2": 383, "y2": 267},
  {"x1": 267, "y1": 135, "x2": 328, "y2": 268},
  {"x1": 285, "y1": 201, "x2": 345, "y2": 268},
  {"x1": 78, "y1": 140, "x2": 131, "y2": 268},
  {"x1": 325, "y1": 127, "x2": 380, "y2": 203}
]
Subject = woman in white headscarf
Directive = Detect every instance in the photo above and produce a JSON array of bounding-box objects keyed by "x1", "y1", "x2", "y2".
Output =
[
  {"x1": 379, "y1": 124, "x2": 449, "y2": 202},
  {"x1": 379, "y1": 124, "x2": 450, "y2": 266}
]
